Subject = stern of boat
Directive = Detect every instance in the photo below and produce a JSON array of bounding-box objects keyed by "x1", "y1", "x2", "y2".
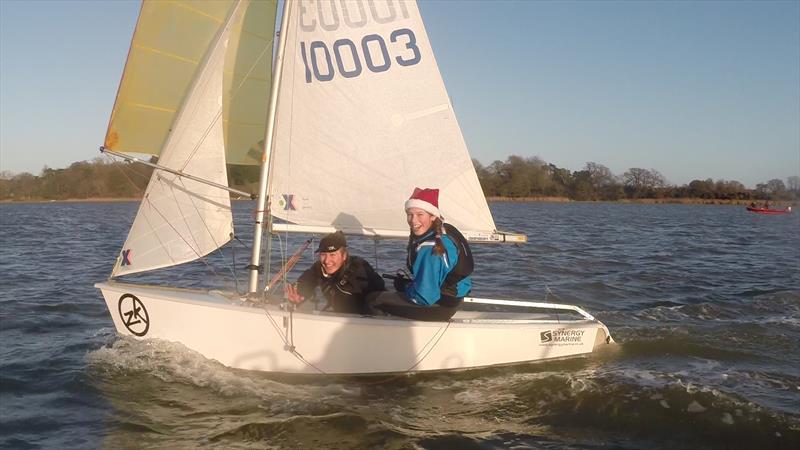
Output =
[{"x1": 594, "y1": 322, "x2": 615, "y2": 347}]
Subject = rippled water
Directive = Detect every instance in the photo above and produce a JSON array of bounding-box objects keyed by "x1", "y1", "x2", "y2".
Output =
[{"x1": 1, "y1": 201, "x2": 798, "y2": 449}]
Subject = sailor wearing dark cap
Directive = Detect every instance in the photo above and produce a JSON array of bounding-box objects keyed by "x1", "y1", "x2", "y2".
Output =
[{"x1": 285, "y1": 231, "x2": 385, "y2": 314}]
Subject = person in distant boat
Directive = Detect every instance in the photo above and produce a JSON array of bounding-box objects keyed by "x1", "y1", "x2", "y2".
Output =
[
  {"x1": 366, "y1": 188, "x2": 473, "y2": 321},
  {"x1": 764, "y1": 201, "x2": 771, "y2": 209},
  {"x1": 285, "y1": 231, "x2": 385, "y2": 314},
  {"x1": 749, "y1": 202, "x2": 757, "y2": 208}
]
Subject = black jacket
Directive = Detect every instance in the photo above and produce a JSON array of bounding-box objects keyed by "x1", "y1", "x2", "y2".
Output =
[{"x1": 296, "y1": 255, "x2": 385, "y2": 314}]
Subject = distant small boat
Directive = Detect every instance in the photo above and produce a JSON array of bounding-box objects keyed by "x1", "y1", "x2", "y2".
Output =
[{"x1": 746, "y1": 206, "x2": 792, "y2": 215}]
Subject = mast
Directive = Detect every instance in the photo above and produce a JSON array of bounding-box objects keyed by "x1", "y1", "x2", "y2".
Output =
[{"x1": 248, "y1": 1, "x2": 292, "y2": 293}]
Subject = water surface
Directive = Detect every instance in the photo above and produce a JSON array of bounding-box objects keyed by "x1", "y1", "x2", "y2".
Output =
[{"x1": 1, "y1": 201, "x2": 798, "y2": 449}]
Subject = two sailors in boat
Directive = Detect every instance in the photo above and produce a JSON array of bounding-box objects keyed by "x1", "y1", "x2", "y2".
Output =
[
  {"x1": 284, "y1": 231, "x2": 385, "y2": 314},
  {"x1": 285, "y1": 187, "x2": 473, "y2": 321}
]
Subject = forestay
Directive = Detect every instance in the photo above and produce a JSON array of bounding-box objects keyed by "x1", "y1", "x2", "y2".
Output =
[
  {"x1": 268, "y1": 1, "x2": 516, "y2": 242},
  {"x1": 111, "y1": 1, "x2": 274, "y2": 276}
]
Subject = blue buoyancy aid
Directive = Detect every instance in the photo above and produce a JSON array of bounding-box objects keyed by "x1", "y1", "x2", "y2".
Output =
[{"x1": 406, "y1": 224, "x2": 473, "y2": 304}]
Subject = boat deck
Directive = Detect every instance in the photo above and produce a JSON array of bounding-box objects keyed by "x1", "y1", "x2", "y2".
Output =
[
  {"x1": 452, "y1": 310, "x2": 591, "y2": 323},
  {"x1": 99, "y1": 281, "x2": 598, "y2": 325}
]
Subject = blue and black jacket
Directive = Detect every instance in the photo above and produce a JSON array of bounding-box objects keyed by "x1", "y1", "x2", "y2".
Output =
[{"x1": 404, "y1": 224, "x2": 473, "y2": 305}]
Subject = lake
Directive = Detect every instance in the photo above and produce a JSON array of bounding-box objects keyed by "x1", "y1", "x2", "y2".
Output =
[{"x1": 1, "y1": 201, "x2": 798, "y2": 449}]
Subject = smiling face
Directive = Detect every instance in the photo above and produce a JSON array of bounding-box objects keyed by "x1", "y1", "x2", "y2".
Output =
[
  {"x1": 319, "y1": 248, "x2": 347, "y2": 275},
  {"x1": 406, "y1": 207, "x2": 436, "y2": 236}
]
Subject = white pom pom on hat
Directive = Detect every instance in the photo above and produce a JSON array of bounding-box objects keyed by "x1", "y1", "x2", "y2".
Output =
[{"x1": 404, "y1": 187, "x2": 440, "y2": 218}]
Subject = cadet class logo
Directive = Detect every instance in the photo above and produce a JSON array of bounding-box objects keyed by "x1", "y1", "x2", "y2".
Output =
[
  {"x1": 120, "y1": 249, "x2": 132, "y2": 266},
  {"x1": 279, "y1": 194, "x2": 296, "y2": 211},
  {"x1": 118, "y1": 294, "x2": 150, "y2": 336},
  {"x1": 540, "y1": 329, "x2": 585, "y2": 345}
]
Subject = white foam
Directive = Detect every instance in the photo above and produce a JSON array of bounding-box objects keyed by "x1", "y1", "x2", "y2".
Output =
[
  {"x1": 721, "y1": 412, "x2": 734, "y2": 424},
  {"x1": 687, "y1": 400, "x2": 707, "y2": 413}
]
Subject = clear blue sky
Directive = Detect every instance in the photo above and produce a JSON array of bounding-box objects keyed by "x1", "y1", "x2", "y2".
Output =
[{"x1": 1, "y1": 0, "x2": 798, "y2": 188}]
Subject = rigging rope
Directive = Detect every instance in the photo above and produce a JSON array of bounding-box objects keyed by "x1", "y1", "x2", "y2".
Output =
[
  {"x1": 138, "y1": 194, "x2": 222, "y2": 279},
  {"x1": 545, "y1": 285, "x2": 562, "y2": 323},
  {"x1": 266, "y1": 239, "x2": 312, "y2": 291},
  {"x1": 107, "y1": 155, "x2": 149, "y2": 195}
]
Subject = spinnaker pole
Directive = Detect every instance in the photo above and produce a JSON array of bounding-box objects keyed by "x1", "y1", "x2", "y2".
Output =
[{"x1": 248, "y1": 1, "x2": 292, "y2": 294}]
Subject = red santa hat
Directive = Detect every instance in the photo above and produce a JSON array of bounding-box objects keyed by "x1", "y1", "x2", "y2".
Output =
[{"x1": 404, "y1": 187, "x2": 441, "y2": 218}]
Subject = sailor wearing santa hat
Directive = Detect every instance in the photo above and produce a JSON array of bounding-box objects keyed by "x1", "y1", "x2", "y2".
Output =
[{"x1": 367, "y1": 187, "x2": 473, "y2": 321}]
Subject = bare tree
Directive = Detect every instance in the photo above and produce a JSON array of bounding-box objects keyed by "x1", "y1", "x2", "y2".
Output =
[
  {"x1": 584, "y1": 162, "x2": 618, "y2": 188},
  {"x1": 787, "y1": 175, "x2": 799, "y2": 193},
  {"x1": 765, "y1": 179, "x2": 786, "y2": 194}
]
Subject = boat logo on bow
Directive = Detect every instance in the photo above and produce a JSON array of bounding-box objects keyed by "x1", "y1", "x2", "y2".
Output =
[{"x1": 118, "y1": 294, "x2": 150, "y2": 336}]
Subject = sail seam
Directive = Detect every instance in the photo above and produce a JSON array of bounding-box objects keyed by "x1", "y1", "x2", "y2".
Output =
[
  {"x1": 133, "y1": 44, "x2": 199, "y2": 65},
  {"x1": 123, "y1": 102, "x2": 176, "y2": 113},
  {"x1": 173, "y1": 1, "x2": 226, "y2": 24}
]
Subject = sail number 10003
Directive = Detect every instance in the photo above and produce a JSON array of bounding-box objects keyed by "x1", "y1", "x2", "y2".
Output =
[{"x1": 299, "y1": 28, "x2": 422, "y2": 83}]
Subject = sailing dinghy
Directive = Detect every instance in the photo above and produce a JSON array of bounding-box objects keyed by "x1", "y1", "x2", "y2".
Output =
[{"x1": 96, "y1": 0, "x2": 613, "y2": 375}]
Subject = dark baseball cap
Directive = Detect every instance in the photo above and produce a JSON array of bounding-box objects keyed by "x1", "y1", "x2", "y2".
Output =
[{"x1": 316, "y1": 231, "x2": 346, "y2": 253}]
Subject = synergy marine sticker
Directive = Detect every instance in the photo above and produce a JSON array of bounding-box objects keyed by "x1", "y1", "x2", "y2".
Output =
[{"x1": 540, "y1": 329, "x2": 585, "y2": 346}]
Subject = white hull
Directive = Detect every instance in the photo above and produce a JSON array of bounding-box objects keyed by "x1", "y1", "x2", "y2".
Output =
[{"x1": 97, "y1": 281, "x2": 613, "y2": 375}]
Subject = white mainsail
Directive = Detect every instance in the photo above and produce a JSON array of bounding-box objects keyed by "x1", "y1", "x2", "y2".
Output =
[
  {"x1": 112, "y1": 2, "x2": 247, "y2": 276},
  {"x1": 267, "y1": 0, "x2": 501, "y2": 240}
]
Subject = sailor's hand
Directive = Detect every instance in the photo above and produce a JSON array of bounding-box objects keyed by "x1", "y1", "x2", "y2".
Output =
[
  {"x1": 393, "y1": 275, "x2": 410, "y2": 293},
  {"x1": 284, "y1": 283, "x2": 305, "y2": 304}
]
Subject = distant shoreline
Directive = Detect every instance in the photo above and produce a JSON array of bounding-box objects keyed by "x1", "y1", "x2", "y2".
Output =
[
  {"x1": 3, "y1": 196, "x2": 794, "y2": 206},
  {"x1": 486, "y1": 196, "x2": 795, "y2": 206},
  {"x1": 0, "y1": 197, "x2": 142, "y2": 204}
]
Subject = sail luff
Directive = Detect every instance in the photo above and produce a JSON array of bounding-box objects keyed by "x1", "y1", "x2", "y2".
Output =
[{"x1": 247, "y1": 0, "x2": 293, "y2": 293}]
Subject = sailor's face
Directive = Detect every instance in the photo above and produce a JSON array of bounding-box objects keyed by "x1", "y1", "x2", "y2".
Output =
[
  {"x1": 407, "y1": 208, "x2": 435, "y2": 236},
  {"x1": 319, "y1": 248, "x2": 346, "y2": 275}
]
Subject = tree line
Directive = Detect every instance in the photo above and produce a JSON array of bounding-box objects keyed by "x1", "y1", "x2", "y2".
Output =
[
  {"x1": 1, "y1": 155, "x2": 797, "y2": 202},
  {"x1": 0, "y1": 158, "x2": 259, "y2": 201},
  {"x1": 474, "y1": 156, "x2": 799, "y2": 202}
]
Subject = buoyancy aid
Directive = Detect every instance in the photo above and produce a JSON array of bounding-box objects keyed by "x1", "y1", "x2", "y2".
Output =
[
  {"x1": 298, "y1": 256, "x2": 385, "y2": 314},
  {"x1": 407, "y1": 223, "x2": 474, "y2": 297}
]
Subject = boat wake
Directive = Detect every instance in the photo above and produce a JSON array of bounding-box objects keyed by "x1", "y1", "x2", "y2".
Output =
[{"x1": 85, "y1": 336, "x2": 799, "y2": 449}]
